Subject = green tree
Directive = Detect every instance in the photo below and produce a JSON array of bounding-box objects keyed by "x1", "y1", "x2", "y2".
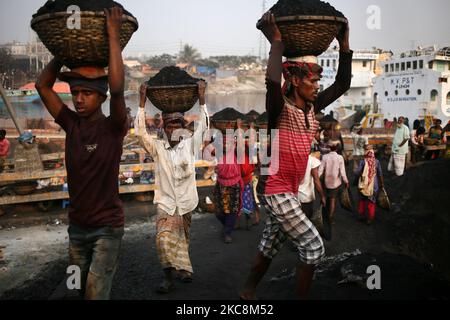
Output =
[
  {"x1": 178, "y1": 44, "x2": 201, "y2": 65},
  {"x1": 146, "y1": 54, "x2": 177, "y2": 69}
]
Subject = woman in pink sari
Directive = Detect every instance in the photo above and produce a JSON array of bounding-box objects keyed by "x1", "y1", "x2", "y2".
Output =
[{"x1": 214, "y1": 136, "x2": 243, "y2": 244}]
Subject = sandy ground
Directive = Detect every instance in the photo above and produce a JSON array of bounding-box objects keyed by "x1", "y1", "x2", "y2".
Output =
[{"x1": 1, "y1": 160, "x2": 449, "y2": 300}]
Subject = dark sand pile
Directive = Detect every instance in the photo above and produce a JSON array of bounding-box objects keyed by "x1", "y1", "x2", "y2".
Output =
[
  {"x1": 147, "y1": 66, "x2": 200, "y2": 87},
  {"x1": 270, "y1": 0, "x2": 345, "y2": 18},
  {"x1": 256, "y1": 112, "x2": 268, "y2": 124},
  {"x1": 212, "y1": 108, "x2": 246, "y2": 122},
  {"x1": 33, "y1": 0, "x2": 134, "y2": 18},
  {"x1": 384, "y1": 159, "x2": 450, "y2": 279},
  {"x1": 245, "y1": 110, "x2": 260, "y2": 123}
]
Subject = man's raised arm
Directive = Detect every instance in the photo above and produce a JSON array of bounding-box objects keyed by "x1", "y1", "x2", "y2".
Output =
[
  {"x1": 35, "y1": 59, "x2": 64, "y2": 119},
  {"x1": 315, "y1": 23, "x2": 352, "y2": 113},
  {"x1": 258, "y1": 12, "x2": 285, "y2": 131},
  {"x1": 105, "y1": 7, "x2": 127, "y2": 128}
]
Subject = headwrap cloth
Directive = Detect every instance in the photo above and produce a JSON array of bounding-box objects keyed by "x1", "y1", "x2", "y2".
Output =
[{"x1": 282, "y1": 61, "x2": 319, "y2": 95}]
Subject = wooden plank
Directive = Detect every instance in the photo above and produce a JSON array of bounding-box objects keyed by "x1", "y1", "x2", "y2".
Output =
[
  {"x1": 119, "y1": 184, "x2": 156, "y2": 193},
  {"x1": 0, "y1": 169, "x2": 67, "y2": 183},
  {"x1": 7, "y1": 133, "x2": 66, "y2": 139},
  {"x1": 424, "y1": 145, "x2": 446, "y2": 151},
  {"x1": 0, "y1": 179, "x2": 216, "y2": 205},
  {"x1": 0, "y1": 161, "x2": 216, "y2": 183},
  {"x1": 0, "y1": 191, "x2": 68, "y2": 205},
  {"x1": 119, "y1": 179, "x2": 215, "y2": 194},
  {"x1": 41, "y1": 152, "x2": 65, "y2": 161}
]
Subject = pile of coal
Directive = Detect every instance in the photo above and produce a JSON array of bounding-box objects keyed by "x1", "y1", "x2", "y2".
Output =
[
  {"x1": 270, "y1": 0, "x2": 344, "y2": 18},
  {"x1": 212, "y1": 108, "x2": 246, "y2": 122},
  {"x1": 147, "y1": 66, "x2": 201, "y2": 87},
  {"x1": 245, "y1": 110, "x2": 260, "y2": 123},
  {"x1": 256, "y1": 112, "x2": 268, "y2": 124},
  {"x1": 33, "y1": 0, "x2": 134, "y2": 18}
]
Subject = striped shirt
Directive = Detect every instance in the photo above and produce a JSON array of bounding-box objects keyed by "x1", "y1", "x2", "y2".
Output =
[
  {"x1": 258, "y1": 41, "x2": 353, "y2": 196},
  {"x1": 265, "y1": 101, "x2": 319, "y2": 195}
]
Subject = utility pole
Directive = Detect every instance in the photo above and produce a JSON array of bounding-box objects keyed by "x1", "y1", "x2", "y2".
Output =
[
  {"x1": 258, "y1": 0, "x2": 268, "y2": 61},
  {"x1": 35, "y1": 40, "x2": 39, "y2": 74}
]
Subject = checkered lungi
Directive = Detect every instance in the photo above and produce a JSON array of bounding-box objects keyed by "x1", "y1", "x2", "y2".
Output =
[
  {"x1": 258, "y1": 193, "x2": 325, "y2": 265},
  {"x1": 156, "y1": 207, "x2": 193, "y2": 273}
]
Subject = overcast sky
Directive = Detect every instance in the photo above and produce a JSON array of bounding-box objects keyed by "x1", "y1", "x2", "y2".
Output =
[{"x1": 1, "y1": 0, "x2": 449, "y2": 58}]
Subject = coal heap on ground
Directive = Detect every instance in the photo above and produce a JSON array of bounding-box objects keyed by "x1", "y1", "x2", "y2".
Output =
[
  {"x1": 320, "y1": 114, "x2": 339, "y2": 123},
  {"x1": 385, "y1": 159, "x2": 450, "y2": 279},
  {"x1": 256, "y1": 112, "x2": 268, "y2": 124},
  {"x1": 147, "y1": 66, "x2": 201, "y2": 87},
  {"x1": 270, "y1": 0, "x2": 345, "y2": 18},
  {"x1": 245, "y1": 110, "x2": 260, "y2": 122},
  {"x1": 212, "y1": 108, "x2": 246, "y2": 122},
  {"x1": 33, "y1": 0, "x2": 134, "y2": 18}
]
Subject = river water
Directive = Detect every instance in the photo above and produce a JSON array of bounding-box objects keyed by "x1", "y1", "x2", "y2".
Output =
[{"x1": 0, "y1": 92, "x2": 267, "y2": 121}]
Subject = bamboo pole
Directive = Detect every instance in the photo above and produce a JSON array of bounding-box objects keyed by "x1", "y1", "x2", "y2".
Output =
[{"x1": 0, "y1": 84, "x2": 24, "y2": 135}]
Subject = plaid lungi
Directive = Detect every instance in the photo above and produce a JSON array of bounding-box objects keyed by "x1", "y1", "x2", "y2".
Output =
[
  {"x1": 259, "y1": 193, "x2": 325, "y2": 265},
  {"x1": 156, "y1": 207, "x2": 193, "y2": 273}
]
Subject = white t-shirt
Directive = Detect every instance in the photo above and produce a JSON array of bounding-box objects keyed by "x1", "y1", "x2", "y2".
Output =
[{"x1": 298, "y1": 155, "x2": 321, "y2": 203}]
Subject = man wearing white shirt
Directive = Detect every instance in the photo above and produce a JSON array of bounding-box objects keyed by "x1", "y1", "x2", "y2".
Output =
[
  {"x1": 388, "y1": 116, "x2": 410, "y2": 177},
  {"x1": 134, "y1": 81, "x2": 208, "y2": 294},
  {"x1": 298, "y1": 152, "x2": 326, "y2": 219}
]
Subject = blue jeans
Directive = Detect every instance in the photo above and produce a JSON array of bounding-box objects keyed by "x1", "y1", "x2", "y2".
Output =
[{"x1": 68, "y1": 223, "x2": 124, "y2": 300}]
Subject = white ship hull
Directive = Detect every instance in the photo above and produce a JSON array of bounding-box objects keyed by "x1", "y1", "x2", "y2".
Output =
[{"x1": 373, "y1": 46, "x2": 450, "y2": 123}]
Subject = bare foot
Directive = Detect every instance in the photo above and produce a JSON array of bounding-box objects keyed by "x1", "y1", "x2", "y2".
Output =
[{"x1": 239, "y1": 291, "x2": 257, "y2": 300}]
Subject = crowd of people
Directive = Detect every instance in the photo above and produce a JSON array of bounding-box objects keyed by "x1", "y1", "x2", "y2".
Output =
[{"x1": 0, "y1": 6, "x2": 447, "y2": 302}]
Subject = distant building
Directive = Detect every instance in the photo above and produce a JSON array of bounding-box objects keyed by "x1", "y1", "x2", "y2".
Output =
[
  {"x1": 1, "y1": 41, "x2": 28, "y2": 55},
  {"x1": 319, "y1": 48, "x2": 391, "y2": 118},
  {"x1": 124, "y1": 60, "x2": 142, "y2": 69}
]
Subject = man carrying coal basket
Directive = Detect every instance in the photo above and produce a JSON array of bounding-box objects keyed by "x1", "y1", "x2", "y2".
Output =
[
  {"x1": 135, "y1": 68, "x2": 209, "y2": 294},
  {"x1": 240, "y1": 4, "x2": 352, "y2": 299}
]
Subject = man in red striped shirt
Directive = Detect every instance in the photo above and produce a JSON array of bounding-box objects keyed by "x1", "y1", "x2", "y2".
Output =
[{"x1": 240, "y1": 12, "x2": 352, "y2": 299}]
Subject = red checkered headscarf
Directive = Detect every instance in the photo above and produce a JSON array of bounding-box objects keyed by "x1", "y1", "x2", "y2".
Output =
[{"x1": 282, "y1": 61, "x2": 322, "y2": 95}]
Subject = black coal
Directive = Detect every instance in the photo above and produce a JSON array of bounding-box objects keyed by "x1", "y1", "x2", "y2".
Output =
[
  {"x1": 33, "y1": 0, "x2": 134, "y2": 18},
  {"x1": 147, "y1": 66, "x2": 201, "y2": 87},
  {"x1": 270, "y1": 0, "x2": 344, "y2": 18},
  {"x1": 256, "y1": 112, "x2": 268, "y2": 124},
  {"x1": 212, "y1": 108, "x2": 246, "y2": 122}
]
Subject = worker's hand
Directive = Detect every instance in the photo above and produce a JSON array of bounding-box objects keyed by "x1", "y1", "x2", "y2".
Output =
[
  {"x1": 345, "y1": 182, "x2": 350, "y2": 189},
  {"x1": 257, "y1": 11, "x2": 282, "y2": 44},
  {"x1": 321, "y1": 195, "x2": 327, "y2": 208},
  {"x1": 198, "y1": 80, "x2": 207, "y2": 105},
  {"x1": 337, "y1": 22, "x2": 350, "y2": 52},
  {"x1": 139, "y1": 83, "x2": 147, "y2": 108},
  {"x1": 50, "y1": 58, "x2": 64, "y2": 72},
  {"x1": 104, "y1": 7, "x2": 123, "y2": 38},
  {"x1": 198, "y1": 80, "x2": 207, "y2": 98}
]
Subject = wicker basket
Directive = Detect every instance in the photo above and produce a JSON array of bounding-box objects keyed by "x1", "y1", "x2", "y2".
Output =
[
  {"x1": 274, "y1": 15, "x2": 347, "y2": 57},
  {"x1": 31, "y1": 11, "x2": 138, "y2": 68},
  {"x1": 146, "y1": 84, "x2": 199, "y2": 113}
]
